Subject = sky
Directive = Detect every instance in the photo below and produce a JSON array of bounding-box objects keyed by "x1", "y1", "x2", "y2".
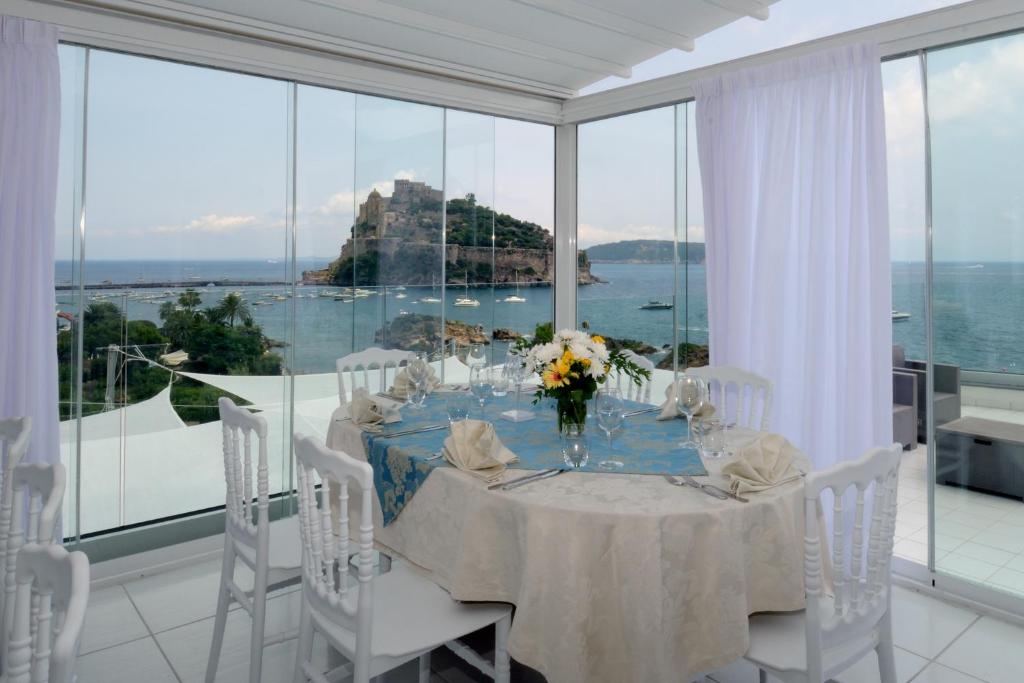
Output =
[{"x1": 55, "y1": 0, "x2": 1022, "y2": 262}]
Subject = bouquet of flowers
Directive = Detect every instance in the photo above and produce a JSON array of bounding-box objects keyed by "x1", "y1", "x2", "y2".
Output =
[{"x1": 516, "y1": 324, "x2": 651, "y2": 434}]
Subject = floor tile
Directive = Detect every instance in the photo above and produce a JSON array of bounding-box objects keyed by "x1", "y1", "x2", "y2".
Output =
[
  {"x1": 79, "y1": 584, "x2": 150, "y2": 655},
  {"x1": 987, "y1": 567, "x2": 1024, "y2": 595},
  {"x1": 895, "y1": 539, "x2": 930, "y2": 564},
  {"x1": 938, "y1": 616, "x2": 1024, "y2": 683},
  {"x1": 890, "y1": 586, "x2": 978, "y2": 658},
  {"x1": 909, "y1": 528, "x2": 963, "y2": 554},
  {"x1": 830, "y1": 647, "x2": 927, "y2": 683},
  {"x1": 76, "y1": 637, "x2": 178, "y2": 683},
  {"x1": 932, "y1": 521, "x2": 980, "y2": 541},
  {"x1": 972, "y1": 524, "x2": 1024, "y2": 554},
  {"x1": 911, "y1": 663, "x2": 986, "y2": 682},
  {"x1": 707, "y1": 658, "x2": 760, "y2": 683},
  {"x1": 936, "y1": 553, "x2": 1001, "y2": 583},
  {"x1": 1003, "y1": 553, "x2": 1024, "y2": 573},
  {"x1": 156, "y1": 590, "x2": 302, "y2": 682},
  {"x1": 951, "y1": 541, "x2": 1015, "y2": 567},
  {"x1": 941, "y1": 508, "x2": 1004, "y2": 530},
  {"x1": 123, "y1": 556, "x2": 256, "y2": 633}
]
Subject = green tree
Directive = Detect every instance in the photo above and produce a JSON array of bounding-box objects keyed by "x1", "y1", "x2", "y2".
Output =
[
  {"x1": 177, "y1": 289, "x2": 202, "y2": 311},
  {"x1": 212, "y1": 293, "x2": 252, "y2": 328}
]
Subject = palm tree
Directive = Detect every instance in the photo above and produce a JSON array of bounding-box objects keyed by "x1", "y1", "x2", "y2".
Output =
[
  {"x1": 177, "y1": 289, "x2": 202, "y2": 311},
  {"x1": 215, "y1": 293, "x2": 252, "y2": 328}
]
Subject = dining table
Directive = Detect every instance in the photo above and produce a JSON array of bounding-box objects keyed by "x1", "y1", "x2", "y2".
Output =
[{"x1": 325, "y1": 389, "x2": 813, "y2": 683}]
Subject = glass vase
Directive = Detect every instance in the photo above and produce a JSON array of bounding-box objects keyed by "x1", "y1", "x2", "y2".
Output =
[{"x1": 556, "y1": 397, "x2": 587, "y2": 436}]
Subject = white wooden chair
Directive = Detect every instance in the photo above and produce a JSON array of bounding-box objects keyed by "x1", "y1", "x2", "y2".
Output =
[
  {"x1": 2, "y1": 463, "x2": 65, "y2": 669},
  {"x1": 4, "y1": 543, "x2": 89, "y2": 683},
  {"x1": 336, "y1": 348, "x2": 416, "y2": 407},
  {"x1": 685, "y1": 365, "x2": 773, "y2": 430},
  {"x1": 206, "y1": 398, "x2": 301, "y2": 683},
  {"x1": 292, "y1": 434, "x2": 513, "y2": 683},
  {"x1": 0, "y1": 417, "x2": 31, "y2": 648},
  {"x1": 612, "y1": 350, "x2": 654, "y2": 403},
  {"x1": 744, "y1": 443, "x2": 903, "y2": 683}
]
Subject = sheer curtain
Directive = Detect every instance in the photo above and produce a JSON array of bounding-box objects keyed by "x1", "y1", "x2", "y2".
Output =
[
  {"x1": 694, "y1": 43, "x2": 892, "y2": 470},
  {"x1": 0, "y1": 17, "x2": 60, "y2": 467}
]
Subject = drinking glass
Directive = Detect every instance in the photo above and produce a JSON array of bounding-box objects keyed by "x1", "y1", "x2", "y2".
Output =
[
  {"x1": 491, "y1": 366, "x2": 509, "y2": 398},
  {"x1": 675, "y1": 375, "x2": 708, "y2": 449},
  {"x1": 596, "y1": 388, "x2": 625, "y2": 470},
  {"x1": 561, "y1": 425, "x2": 589, "y2": 469},
  {"x1": 469, "y1": 365, "x2": 493, "y2": 418},
  {"x1": 445, "y1": 393, "x2": 472, "y2": 424},
  {"x1": 697, "y1": 418, "x2": 727, "y2": 459},
  {"x1": 467, "y1": 343, "x2": 486, "y2": 368}
]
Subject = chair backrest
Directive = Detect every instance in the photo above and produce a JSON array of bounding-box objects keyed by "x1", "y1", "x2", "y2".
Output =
[
  {"x1": 336, "y1": 348, "x2": 416, "y2": 407},
  {"x1": 218, "y1": 397, "x2": 270, "y2": 557},
  {"x1": 685, "y1": 365, "x2": 773, "y2": 430},
  {"x1": 2, "y1": 463, "x2": 66, "y2": 671},
  {"x1": 5, "y1": 543, "x2": 89, "y2": 683},
  {"x1": 612, "y1": 351, "x2": 654, "y2": 403},
  {"x1": 802, "y1": 443, "x2": 902, "y2": 676},
  {"x1": 292, "y1": 434, "x2": 375, "y2": 682},
  {"x1": 0, "y1": 419, "x2": 31, "y2": 634}
]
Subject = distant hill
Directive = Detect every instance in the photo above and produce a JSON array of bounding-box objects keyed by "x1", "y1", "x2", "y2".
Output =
[{"x1": 586, "y1": 239, "x2": 705, "y2": 264}]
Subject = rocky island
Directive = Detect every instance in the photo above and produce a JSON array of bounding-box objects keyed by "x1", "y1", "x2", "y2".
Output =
[{"x1": 303, "y1": 178, "x2": 600, "y2": 286}]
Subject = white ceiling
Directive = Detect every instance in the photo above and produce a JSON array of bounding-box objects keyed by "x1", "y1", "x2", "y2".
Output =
[{"x1": 141, "y1": 0, "x2": 780, "y2": 98}]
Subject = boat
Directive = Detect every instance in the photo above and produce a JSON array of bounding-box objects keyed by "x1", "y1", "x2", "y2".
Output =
[
  {"x1": 454, "y1": 272, "x2": 480, "y2": 307},
  {"x1": 420, "y1": 276, "x2": 442, "y2": 304},
  {"x1": 892, "y1": 310, "x2": 911, "y2": 321},
  {"x1": 639, "y1": 300, "x2": 673, "y2": 310},
  {"x1": 395, "y1": 293, "x2": 407, "y2": 299},
  {"x1": 502, "y1": 269, "x2": 526, "y2": 303}
]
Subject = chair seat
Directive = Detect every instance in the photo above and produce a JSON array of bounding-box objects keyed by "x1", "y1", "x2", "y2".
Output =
[
  {"x1": 236, "y1": 515, "x2": 302, "y2": 573},
  {"x1": 313, "y1": 564, "x2": 511, "y2": 661},
  {"x1": 746, "y1": 607, "x2": 878, "y2": 677}
]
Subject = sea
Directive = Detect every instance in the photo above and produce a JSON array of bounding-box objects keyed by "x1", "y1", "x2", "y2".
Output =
[{"x1": 54, "y1": 260, "x2": 1024, "y2": 376}]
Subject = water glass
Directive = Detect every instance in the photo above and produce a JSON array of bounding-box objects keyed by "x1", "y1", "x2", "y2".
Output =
[
  {"x1": 491, "y1": 367, "x2": 510, "y2": 398},
  {"x1": 467, "y1": 343, "x2": 486, "y2": 368},
  {"x1": 561, "y1": 425, "x2": 589, "y2": 469},
  {"x1": 697, "y1": 418, "x2": 727, "y2": 459},
  {"x1": 596, "y1": 388, "x2": 625, "y2": 470},
  {"x1": 407, "y1": 383, "x2": 428, "y2": 409},
  {"x1": 469, "y1": 365, "x2": 493, "y2": 417},
  {"x1": 675, "y1": 375, "x2": 708, "y2": 449},
  {"x1": 445, "y1": 394, "x2": 472, "y2": 424}
]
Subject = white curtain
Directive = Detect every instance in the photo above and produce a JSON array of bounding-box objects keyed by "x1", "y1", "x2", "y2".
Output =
[
  {"x1": 0, "y1": 17, "x2": 61, "y2": 467},
  {"x1": 694, "y1": 43, "x2": 892, "y2": 470}
]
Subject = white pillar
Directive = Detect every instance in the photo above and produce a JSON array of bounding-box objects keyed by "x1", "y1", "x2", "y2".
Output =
[{"x1": 554, "y1": 123, "x2": 578, "y2": 331}]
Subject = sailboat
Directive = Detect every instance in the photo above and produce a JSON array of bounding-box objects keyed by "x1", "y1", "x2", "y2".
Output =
[
  {"x1": 502, "y1": 269, "x2": 526, "y2": 303},
  {"x1": 454, "y1": 271, "x2": 480, "y2": 307},
  {"x1": 420, "y1": 275, "x2": 441, "y2": 304}
]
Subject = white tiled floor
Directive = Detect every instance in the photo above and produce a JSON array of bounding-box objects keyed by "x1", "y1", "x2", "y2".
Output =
[
  {"x1": 893, "y1": 434, "x2": 1024, "y2": 598},
  {"x1": 78, "y1": 556, "x2": 1024, "y2": 683}
]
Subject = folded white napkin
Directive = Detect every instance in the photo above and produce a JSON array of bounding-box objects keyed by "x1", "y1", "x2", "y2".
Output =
[
  {"x1": 721, "y1": 433, "x2": 803, "y2": 494},
  {"x1": 657, "y1": 381, "x2": 716, "y2": 421},
  {"x1": 349, "y1": 388, "x2": 402, "y2": 433},
  {"x1": 443, "y1": 420, "x2": 518, "y2": 483},
  {"x1": 391, "y1": 363, "x2": 442, "y2": 399}
]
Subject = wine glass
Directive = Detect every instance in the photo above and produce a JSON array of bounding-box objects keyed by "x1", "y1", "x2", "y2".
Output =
[
  {"x1": 561, "y1": 425, "x2": 589, "y2": 469},
  {"x1": 445, "y1": 393, "x2": 472, "y2": 425},
  {"x1": 467, "y1": 343, "x2": 486, "y2": 368},
  {"x1": 405, "y1": 353, "x2": 430, "y2": 409},
  {"x1": 675, "y1": 375, "x2": 708, "y2": 449},
  {"x1": 596, "y1": 388, "x2": 625, "y2": 470},
  {"x1": 469, "y1": 365, "x2": 493, "y2": 418}
]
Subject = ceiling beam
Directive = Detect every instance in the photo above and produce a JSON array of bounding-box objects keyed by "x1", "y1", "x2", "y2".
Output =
[
  {"x1": 704, "y1": 0, "x2": 771, "y2": 21},
  {"x1": 309, "y1": 0, "x2": 634, "y2": 78},
  {"x1": 510, "y1": 0, "x2": 695, "y2": 52}
]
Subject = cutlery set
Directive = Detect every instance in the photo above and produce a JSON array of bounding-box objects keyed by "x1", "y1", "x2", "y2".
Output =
[{"x1": 662, "y1": 474, "x2": 748, "y2": 502}]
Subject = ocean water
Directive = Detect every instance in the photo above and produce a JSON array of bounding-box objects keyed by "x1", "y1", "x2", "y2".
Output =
[{"x1": 54, "y1": 260, "x2": 1024, "y2": 376}]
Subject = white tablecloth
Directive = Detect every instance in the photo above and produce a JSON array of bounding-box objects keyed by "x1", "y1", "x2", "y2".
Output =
[{"x1": 327, "y1": 415, "x2": 810, "y2": 683}]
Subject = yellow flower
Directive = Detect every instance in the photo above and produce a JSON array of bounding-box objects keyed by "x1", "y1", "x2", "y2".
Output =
[
  {"x1": 542, "y1": 365, "x2": 570, "y2": 389},
  {"x1": 591, "y1": 335, "x2": 605, "y2": 345},
  {"x1": 554, "y1": 355, "x2": 573, "y2": 377},
  {"x1": 580, "y1": 357, "x2": 591, "y2": 368}
]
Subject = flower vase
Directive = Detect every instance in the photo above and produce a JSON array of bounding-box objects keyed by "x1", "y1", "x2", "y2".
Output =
[{"x1": 556, "y1": 397, "x2": 587, "y2": 436}]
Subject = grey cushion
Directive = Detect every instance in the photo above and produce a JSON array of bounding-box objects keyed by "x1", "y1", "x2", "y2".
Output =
[{"x1": 892, "y1": 345, "x2": 906, "y2": 368}]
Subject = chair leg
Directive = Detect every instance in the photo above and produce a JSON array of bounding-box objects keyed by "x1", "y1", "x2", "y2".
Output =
[
  {"x1": 249, "y1": 562, "x2": 269, "y2": 683},
  {"x1": 494, "y1": 614, "x2": 511, "y2": 683},
  {"x1": 205, "y1": 544, "x2": 235, "y2": 683},
  {"x1": 418, "y1": 652, "x2": 431, "y2": 683},
  {"x1": 876, "y1": 613, "x2": 898, "y2": 683},
  {"x1": 293, "y1": 597, "x2": 314, "y2": 683}
]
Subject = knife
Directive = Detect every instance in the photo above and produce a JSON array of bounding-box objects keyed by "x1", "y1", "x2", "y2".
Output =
[
  {"x1": 702, "y1": 482, "x2": 748, "y2": 503},
  {"x1": 501, "y1": 468, "x2": 567, "y2": 491},
  {"x1": 377, "y1": 424, "x2": 446, "y2": 438},
  {"x1": 623, "y1": 406, "x2": 659, "y2": 418},
  {"x1": 487, "y1": 468, "x2": 557, "y2": 490},
  {"x1": 680, "y1": 475, "x2": 730, "y2": 500}
]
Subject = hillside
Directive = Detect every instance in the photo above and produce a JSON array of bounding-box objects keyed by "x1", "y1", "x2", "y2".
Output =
[{"x1": 586, "y1": 239, "x2": 705, "y2": 264}]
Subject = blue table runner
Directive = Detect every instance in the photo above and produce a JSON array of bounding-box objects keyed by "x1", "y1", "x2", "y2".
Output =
[{"x1": 363, "y1": 392, "x2": 708, "y2": 525}]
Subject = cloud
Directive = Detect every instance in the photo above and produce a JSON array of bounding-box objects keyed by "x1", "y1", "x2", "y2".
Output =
[
  {"x1": 152, "y1": 214, "x2": 258, "y2": 234},
  {"x1": 578, "y1": 222, "x2": 675, "y2": 248},
  {"x1": 315, "y1": 170, "x2": 418, "y2": 217},
  {"x1": 928, "y1": 39, "x2": 1024, "y2": 124}
]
